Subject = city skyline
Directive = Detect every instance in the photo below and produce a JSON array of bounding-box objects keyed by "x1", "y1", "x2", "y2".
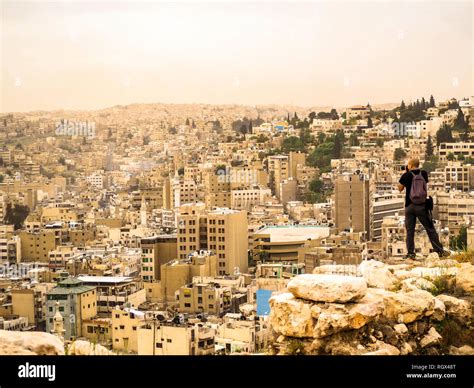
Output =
[{"x1": 1, "y1": 0, "x2": 472, "y2": 113}]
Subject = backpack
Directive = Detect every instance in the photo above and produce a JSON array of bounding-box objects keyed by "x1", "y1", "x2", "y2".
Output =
[{"x1": 410, "y1": 171, "x2": 427, "y2": 205}]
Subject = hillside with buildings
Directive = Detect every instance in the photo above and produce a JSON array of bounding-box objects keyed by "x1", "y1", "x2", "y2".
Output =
[{"x1": 0, "y1": 95, "x2": 473, "y2": 355}]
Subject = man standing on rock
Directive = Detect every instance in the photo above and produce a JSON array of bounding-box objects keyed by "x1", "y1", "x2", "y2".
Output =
[{"x1": 398, "y1": 158, "x2": 448, "y2": 259}]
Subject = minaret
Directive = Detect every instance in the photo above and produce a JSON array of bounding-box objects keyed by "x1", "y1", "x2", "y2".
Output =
[
  {"x1": 52, "y1": 301, "x2": 65, "y2": 342},
  {"x1": 140, "y1": 196, "x2": 147, "y2": 227}
]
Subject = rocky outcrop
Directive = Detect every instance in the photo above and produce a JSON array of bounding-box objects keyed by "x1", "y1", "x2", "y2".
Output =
[
  {"x1": 436, "y1": 294, "x2": 472, "y2": 323},
  {"x1": 0, "y1": 330, "x2": 64, "y2": 355},
  {"x1": 456, "y1": 263, "x2": 474, "y2": 294},
  {"x1": 420, "y1": 327, "x2": 442, "y2": 348},
  {"x1": 269, "y1": 293, "x2": 314, "y2": 338},
  {"x1": 382, "y1": 289, "x2": 435, "y2": 323},
  {"x1": 287, "y1": 274, "x2": 367, "y2": 303},
  {"x1": 269, "y1": 259, "x2": 473, "y2": 356},
  {"x1": 359, "y1": 260, "x2": 397, "y2": 290},
  {"x1": 68, "y1": 340, "x2": 114, "y2": 355}
]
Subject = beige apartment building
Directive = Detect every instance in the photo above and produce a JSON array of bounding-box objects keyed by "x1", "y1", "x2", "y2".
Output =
[
  {"x1": 161, "y1": 251, "x2": 217, "y2": 302},
  {"x1": 444, "y1": 164, "x2": 474, "y2": 192},
  {"x1": 19, "y1": 230, "x2": 57, "y2": 262},
  {"x1": 215, "y1": 314, "x2": 268, "y2": 354},
  {"x1": 334, "y1": 172, "x2": 372, "y2": 240},
  {"x1": 438, "y1": 143, "x2": 474, "y2": 161},
  {"x1": 177, "y1": 208, "x2": 248, "y2": 275},
  {"x1": 288, "y1": 151, "x2": 305, "y2": 178},
  {"x1": 204, "y1": 172, "x2": 231, "y2": 208},
  {"x1": 137, "y1": 321, "x2": 215, "y2": 355},
  {"x1": 177, "y1": 282, "x2": 231, "y2": 315},
  {"x1": 11, "y1": 283, "x2": 54, "y2": 330},
  {"x1": 436, "y1": 191, "x2": 474, "y2": 235},
  {"x1": 346, "y1": 105, "x2": 370, "y2": 119},
  {"x1": 0, "y1": 235, "x2": 21, "y2": 264},
  {"x1": 112, "y1": 307, "x2": 146, "y2": 353},
  {"x1": 77, "y1": 275, "x2": 145, "y2": 314},
  {"x1": 230, "y1": 187, "x2": 271, "y2": 210},
  {"x1": 268, "y1": 155, "x2": 289, "y2": 197},
  {"x1": 82, "y1": 317, "x2": 112, "y2": 347},
  {"x1": 141, "y1": 235, "x2": 177, "y2": 281}
]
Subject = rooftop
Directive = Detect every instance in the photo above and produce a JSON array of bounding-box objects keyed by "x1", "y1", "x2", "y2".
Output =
[
  {"x1": 77, "y1": 275, "x2": 132, "y2": 284},
  {"x1": 254, "y1": 225, "x2": 331, "y2": 242}
]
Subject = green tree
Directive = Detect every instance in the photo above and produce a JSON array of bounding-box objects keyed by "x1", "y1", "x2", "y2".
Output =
[
  {"x1": 333, "y1": 130, "x2": 344, "y2": 158},
  {"x1": 425, "y1": 134, "x2": 434, "y2": 159},
  {"x1": 281, "y1": 136, "x2": 304, "y2": 153},
  {"x1": 185, "y1": 118, "x2": 190, "y2": 126},
  {"x1": 446, "y1": 152, "x2": 455, "y2": 161},
  {"x1": 4, "y1": 203, "x2": 30, "y2": 230},
  {"x1": 309, "y1": 179, "x2": 324, "y2": 193},
  {"x1": 429, "y1": 95, "x2": 435, "y2": 107},
  {"x1": 394, "y1": 148, "x2": 407, "y2": 161},
  {"x1": 367, "y1": 116, "x2": 373, "y2": 128},
  {"x1": 453, "y1": 108, "x2": 468, "y2": 130},
  {"x1": 423, "y1": 156, "x2": 438, "y2": 173},
  {"x1": 299, "y1": 128, "x2": 313, "y2": 146},
  {"x1": 436, "y1": 124, "x2": 454, "y2": 145},
  {"x1": 177, "y1": 167, "x2": 185, "y2": 176}
]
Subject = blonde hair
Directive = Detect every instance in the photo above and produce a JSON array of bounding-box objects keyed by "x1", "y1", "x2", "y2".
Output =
[{"x1": 408, "y1": 158, "x2": 420, "y2": 168}]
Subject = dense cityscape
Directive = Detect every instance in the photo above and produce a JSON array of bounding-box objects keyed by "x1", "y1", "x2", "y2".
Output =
[{"x1": 0, "y1": 96, "x2": 473, "y2": 356}]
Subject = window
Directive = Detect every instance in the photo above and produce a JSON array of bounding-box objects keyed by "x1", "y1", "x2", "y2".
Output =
[
  {"x1": 119, "y1": 325, "x2": 125, "y2": 329},
  {"x1": 87, "y1": 326, "x2": 94, "y2": 334},
  {"x1": 156, "y1": 343, "x2": 162, "y2": 348},
  {"x1": 184, "y1": 303, "x2": 191, "y2": 307},
  {"x1": 167, "y1": 339, "x2": 172, "y2": 343}
]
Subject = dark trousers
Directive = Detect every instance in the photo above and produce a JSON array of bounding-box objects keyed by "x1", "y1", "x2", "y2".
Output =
[{"x1": 405, "y1": 203, "x2": 444, "y2": 254}]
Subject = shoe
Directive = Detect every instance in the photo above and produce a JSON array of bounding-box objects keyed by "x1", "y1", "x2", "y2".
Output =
[
  {"x1": 404, "y1": 253, "x2": 416, "y2": 260},
  {"x1": 437, "y1": 250, "x2": 451, "y2": 258}
]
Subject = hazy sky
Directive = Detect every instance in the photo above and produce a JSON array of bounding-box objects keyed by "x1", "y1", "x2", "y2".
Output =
[{"x1": 1, "y1": 0, "x2": 472, "y2": 112}]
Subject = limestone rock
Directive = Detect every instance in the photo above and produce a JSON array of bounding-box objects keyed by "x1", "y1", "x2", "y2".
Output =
[
  {"x1": 0, "y1": 330, "x2": 64, "y2": 355},
  {"x1": 401, "y1": 277, "x2": 435, "y2": 292},
  {"x1": 68, "y1": 340, "x2": 114, "y2": 355},
  {"x1": 424, "y1": 259, "x2": 458, "y2": 268},
  {"x1": 269, "y1": 292, "x2": 314, "y2": 337},
  {"x1": 431, "y1": 298, "x2": 446, "y2": 321},
  {"x1": 448, "y1": 345, "x2": 474, "y2": 355},
  {"x1": 436, "y1": 295, "x2": 472, "y2": 323},
  {"x1": 400, "y1": 342, "x2": 413, "y2": 355},
  {"x1": 311, "y1": 290, "x2": 384, "y2": 338},
  {"x1": 409, "y1": 266, "x2": 457, "y2": 280},
  {"x1": 288, "y1": 274, "x2": 367, "y2": 303},
  {"x1": 393, "y1": 270, "x2": 415, "y2": 281},
  {"x1": 382, "y1": 289, "x2": 435, "y2": 323},
  {"x1": 359, "y1": 260, "x2": 397, "y2": 290},
  {"x1": 393, "y1": 323, "x2": 408, "y2": 336},
  {"x1": 456, "y1": 263, "x2": 474, "y2": 294},
  {"x1": 312, "y1": 265, "x2": 359, "y2": 276},
  {"x1": 365, "y1": 341, "x2": 400, "y2": 355},
  {"x1": 420, "y1": 327, "x2": 442, "y2": 348}
]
